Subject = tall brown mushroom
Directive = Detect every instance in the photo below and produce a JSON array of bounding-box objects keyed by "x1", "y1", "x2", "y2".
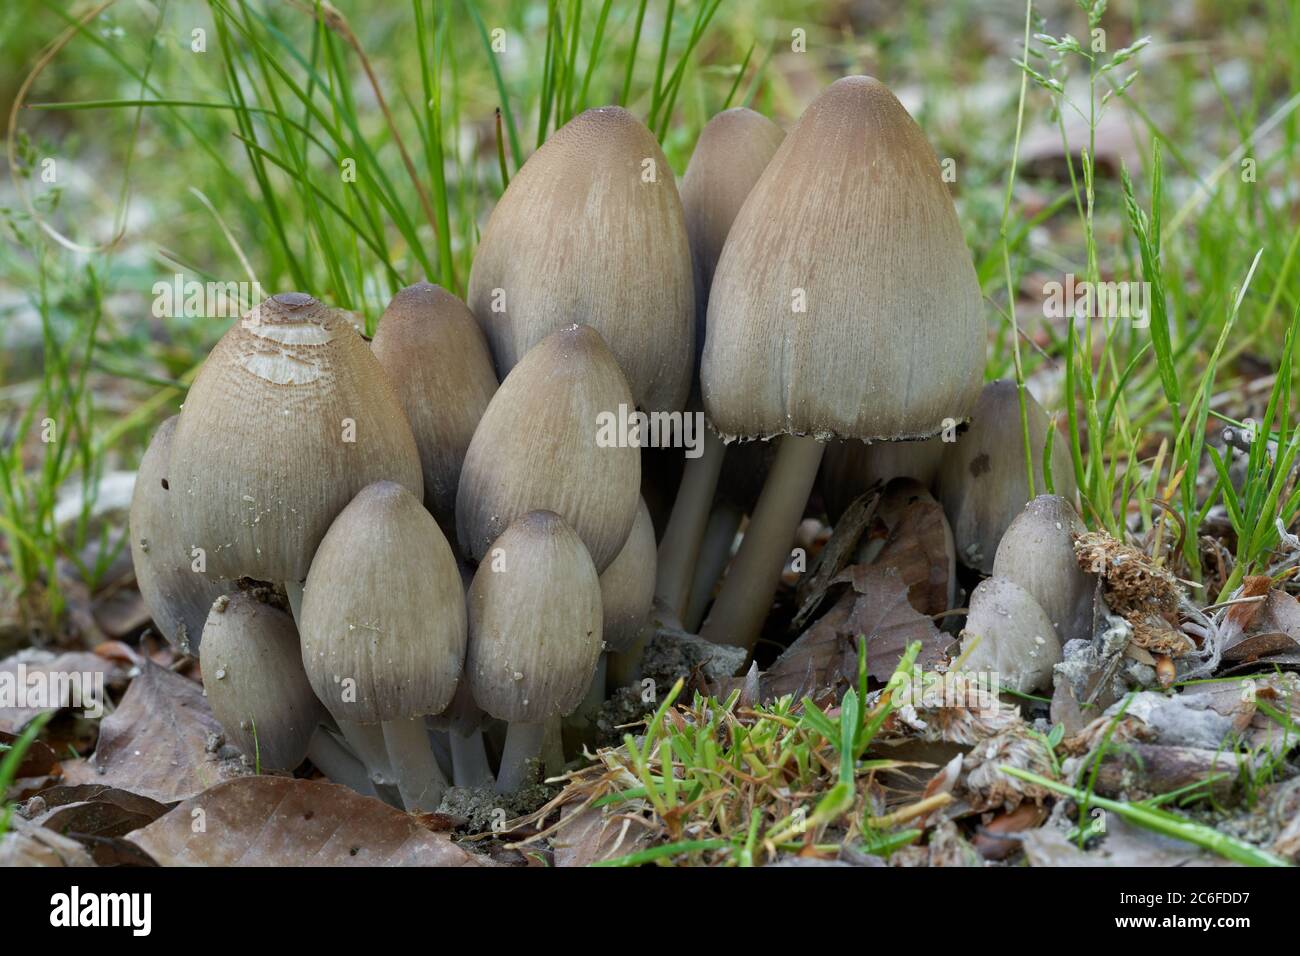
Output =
[
  {"x1": 467, "y1": 106, "x2": 694, "y2": 414},
  {"x1": 167, "y1": 293, "x2": 422, "y2": 617},
  {"x1": 456, "y1": 324, "x2": 640, "y2": 573},
  {"x1": 655, "y1": 108, "x2": 785, "y2": 619},
  {"x1": 698, "y1": 77, "x2": 985, "y2": 651},
  {"x1": 370, "y1": 282, "x2": 498, "y2": 539}
]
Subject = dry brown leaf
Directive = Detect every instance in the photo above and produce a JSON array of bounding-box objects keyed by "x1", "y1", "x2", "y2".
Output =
[
  {"x1": 0, "y1": 651, "x2": 126, "y2": 734},
  {"x1": 868, "y1": 483, "x2": 954, "y2": 616},
  {"x1": 88, "y1": 660, "x2": 247, "y2": 803},
  {"x1": 0, "y1": 817, "x2": 96, "y2": 867},
  {"x1": 552, "y1": 802, "x2": 654, "y2": 866},
  {"x1": 24, "y1": 784, "x2": 171, "y2": 841},
  {"x1": 1223, "y1": 589, "x2": 1300, "y2": 663},
  {"x1": 129, "y1": 776, "x2": 492, "y2": 866},
  {"x1": 753, "y1": 567, "x2": 947, "y2": 703},
  {"x1": 839, "y1": 566, "x2": 949, "y2": 681}
]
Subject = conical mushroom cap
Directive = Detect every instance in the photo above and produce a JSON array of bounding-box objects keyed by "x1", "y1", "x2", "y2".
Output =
[
  {"x1": 701, "y1": 76, "x2": 984, "y2": 442},
  {"x1": 467, "y1": 511, "x2": 603, "y2": 723},
  {"x1": 130, "y1": 416, "x2": 232, "y2": 654},
  {"x1": 821, "y1": 436, "x2": 945, "y2": 524},
  {"x1": 456, "y1": 324, "x2": 640, "y2": 572},
  {"x1": 936, "y1": 380, "x2": 1076, "y2": 573},
  {"x1": 371, "y1": 283, "x2": 498, "y2": 536},
  {"x1": 957, "y1": 575, "x2": 1062, "y2": 694},
  {"x1": 200, "y1": 592, "x2": 325, "y2": 771},
  {"x1": 467, "y1": 106, "x2": 694, "y2": 413},
  {"x1": 169, "y1": 293, "x2": 423, "y2": 583},
  {"x1": 681, "y1": 108, "x2": 784, "y2": 366},
  {"x1": 300, "y1": 481, "x2": 466, "y2": 724},
  {"x1": 993, "y1": 495, "x2": 1093, "y2": 643},
  {"x1": 599, "y1": 497, "x2": 657, "y2": 654}
]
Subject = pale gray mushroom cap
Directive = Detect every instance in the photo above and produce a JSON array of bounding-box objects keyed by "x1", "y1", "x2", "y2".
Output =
[
  {"x1": 467, "y1": 511, "x2": 603, "y2": 724},
  {"x1": 129, "y1": 416, "x2": 232, "y2": 654},
  {"x1": 168, "y1": 292, "x2": 423, "y2": 584},
  {"x1": 300, "y1": 481, "x2": 466, "y2": 724},
  {"x1": 957, "y1": 575, "x2": 1062, "y2": 694},
  {"x1": 598, "y1": 497, "x2": 657, "y2": 654},
  {"x1": 993, "y1": 494, "x2": 1093, "y2": 643},
  {"x1": 821, "y1": 436, "x2": 945, "y2": 524},
  {"x1": 456, "y1": 324, "x2": 640, "y2": 573},
  {"x1": 370, "y1": 282, "x2": 498, "y2": 537},
  {"x1": 936, "y1": 380, "x2": 1076, "y2": 574},
  {"x1": 467, "y1": 106, "x2": 694, "y2": 413},
  {"x1": 200, "y1": 592, "x2": 324, "y2": 770},
  {"x1": 701, "y1": 76, "x2": 984, "y2": 443},
  {"x1": 680, "y1": 107, "x2": 784, "y2": 368}
]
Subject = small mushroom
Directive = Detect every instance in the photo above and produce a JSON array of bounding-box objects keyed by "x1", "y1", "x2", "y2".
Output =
[
  {"x1": 992, "y1": 494, "x2": 1093, "y2": 643},
  {"x1": 168, "y1": 293, "x2": 422, "y2": 611},
  {"x1": 956, "y1": 576, "x2": 1063, "y2": 694},
  {"x1": 698, "y1": 77, "x2": 985, "y2": 651},
  {"x1": 467, "y1": 106, "x2": 694, "y2": 414},
  {"x1": 597, "y1": 496, "x2": 656, "y2": 695},
  {"x1": 936, "y1": 380, "x2": 1076, "y2": 573},
  {"x1": 200, "y1": 591, "x2": 325, "y2": 771},
  {"x1": 456, "y1": 324, "x2": 640, "y2": 573},
  {"x1": 599, "y1": 497, "x2": 657, "y2": 656},
  {"x1": 821, "y1": 437, "x2": 945, "y2": 525},
  {"x1": 129, "y1": 416, "x2": 231, "y2": 654},
  {"x1": 299, "y1": 481, "x2": 466, "y2": 810},
  {"x1": 370, "y1": 282, "x2": 499, "y2": 539},
  {"x1": 466, "y1": 511, "x2": 602, "y2": 793}
]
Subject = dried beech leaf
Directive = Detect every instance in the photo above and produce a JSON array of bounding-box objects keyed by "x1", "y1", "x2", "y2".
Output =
[
  {"x1": 552, "y1": 803, "x2": 653, "y2": 866},
  {"x1": 89, "y1": 661, "x2": 247, "y2": 803},
  {"x1": 0, "y1": 730, "x2": 59, "y2": 779},
  {"x1": 871, "y1": 489, "x2": 954, "y2": 616},
  {"x1": 0, "y1": 651, "x2": 125, "y2": 734},
  {"x1": 839, "y1": 566, "x2": 948, "y2": 680},
  {"x1": 0, "y1": 817, "x2": 96, "y2": 867},
  {"x1": 26, "y1": 784, "x2": 171, "y2": 840},
  {"x1": 758, "y1": 567, "x2": 946, "y2": 702},
  {"x1": 1223, "y1": 590, "x2": 1300, "y2": 662},
  {"x1": 129, "y1": 777, "x2": 493, "y2": 866}
]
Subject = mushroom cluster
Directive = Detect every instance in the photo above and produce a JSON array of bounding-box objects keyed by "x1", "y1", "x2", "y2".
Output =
[{"x1": 131, "y1": 80, "x2": 1082, "y2": 809}]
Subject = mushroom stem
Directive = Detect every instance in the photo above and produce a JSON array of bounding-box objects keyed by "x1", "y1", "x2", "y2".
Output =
[
  {"x1": 381, "y1": 717, "x2": 449, "y2": 811},
  {"x1": 683, "y1": 501, "x2": 743, "y2": 632},
  {"x1": 542, "y1": 716, "x2": 566, "y2": 778},
  {"x1": 449, "y1": 729, "x2": 495, "y2": 789},
  {"x1": 335, "y1": 720, "x2": 395, "y2": 787},
  {"x1": 306, "y1": 727, "x2": 377, "y2": 797},
  {"x1": 607, "y1": 621, "x2": 651, "y2": 689},
  {"x1": 654, "y1": 429, "x2": 726, "y2": 618},
  {"x1": 699, "y1": 435, "x2": 824, "y2": 651},
  {"x1": 573, "y1": 653, "x2": 608, "y2": 730},
  {"x1": 497, "y1": 721, "x2": 545, "y2": 793}
]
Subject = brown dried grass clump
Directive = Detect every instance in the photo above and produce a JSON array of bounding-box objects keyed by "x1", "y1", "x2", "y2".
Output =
[{"x1": 1074, "y1": 531, "x2": 1192, "y2": 655}]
